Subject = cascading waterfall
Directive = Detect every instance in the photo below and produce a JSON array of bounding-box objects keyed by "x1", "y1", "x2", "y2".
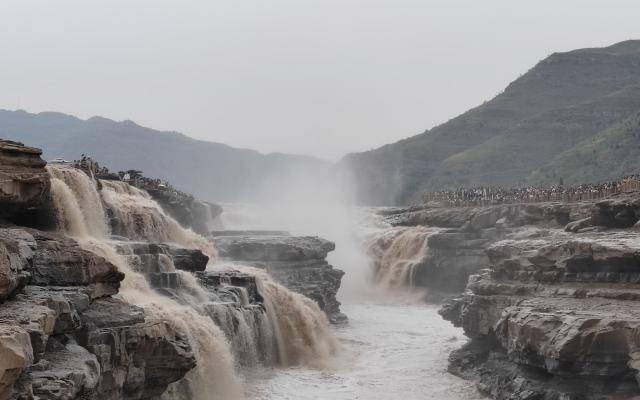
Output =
[
  {"x1": 46, "y1": 164, "x2": 243, "y2": 400},
  {"x1": 46, "y1": 164, "x2": 339, "y2": 398},
  {"x1": 365, "y1": 226, "x2": 439, "y2": 290},
  {"x1": 100, "y1": 180, "x2": 218, "y2": 258},
  {"x1": 99, "y1": 177, "x2": 339, "y2": 368},
  {"x1": 249, "y1": 267, "x2": 339, "y2": 367},
  {"x1": 47, "y1": 165, "x2": 109, "y2": 238}
]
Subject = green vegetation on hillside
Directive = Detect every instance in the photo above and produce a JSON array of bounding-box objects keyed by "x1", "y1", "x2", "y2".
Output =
[
  {"x1": 340, "y1": 40, "x2": 640, "y2": 205},
  {"x1": 530, "y1": 112, "x2": 640, "y2": 184}
]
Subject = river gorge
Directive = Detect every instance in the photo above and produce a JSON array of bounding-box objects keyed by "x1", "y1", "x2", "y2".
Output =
[{"x1": 3, "y1": 138, "x2": 640, "y2": 400}]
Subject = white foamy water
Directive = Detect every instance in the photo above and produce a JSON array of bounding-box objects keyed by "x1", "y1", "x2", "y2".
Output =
[{"x1": 246, "y1": 302, "x2": 482, "y2": 400}]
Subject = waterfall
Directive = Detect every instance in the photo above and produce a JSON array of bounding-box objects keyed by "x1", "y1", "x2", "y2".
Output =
[
  {"x1": 99, "y1": 177, "x2": 339, "y2": 368},
  {"x1": 47, "y1": 165, "x2": 109, "y2": 238},
  {"x1": 46, "y1": 164, "x2": 243, "y2": 400},
  {"x1": 365, "y1": 226, "x2": 438, "y2": 290},
  {"x1": 220, "y1": 265, "x2": 340, "y2": 367},
  {"x1": 46, "y1": 164, "x2": 339, "y2": 397},
  {"x1": 100, "y1": 180, "x2": 218, "y2": 259}
]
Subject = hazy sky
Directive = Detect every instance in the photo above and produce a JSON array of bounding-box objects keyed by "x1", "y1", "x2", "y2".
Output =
[{"x1": 1, "y1": 1, "x2": 638, "y2": 160}]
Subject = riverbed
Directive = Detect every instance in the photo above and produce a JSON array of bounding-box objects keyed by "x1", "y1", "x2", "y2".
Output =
[{"x1": 246, "y1": 302, "x2": 482, "y2": 400}]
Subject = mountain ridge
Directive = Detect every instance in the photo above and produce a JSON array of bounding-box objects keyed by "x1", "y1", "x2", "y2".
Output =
[
  {"x1": 340, "y1": 39, "x2": 640, "y2": 205},
  {"x1": 0, "y1": 109, "x2": 328, "y2": 203}
]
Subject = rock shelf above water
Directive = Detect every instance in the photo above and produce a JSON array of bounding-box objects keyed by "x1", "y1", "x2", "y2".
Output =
[{"x1": 212, "y1": 231, "x2": 346, "y2": 324}]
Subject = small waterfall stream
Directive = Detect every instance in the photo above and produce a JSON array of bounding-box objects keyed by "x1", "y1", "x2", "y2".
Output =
[{"x1": 365, "y1": 226, "x2": 440, "y2": 290}]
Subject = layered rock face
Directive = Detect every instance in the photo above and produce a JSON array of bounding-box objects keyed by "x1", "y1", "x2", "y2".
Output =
[
  {"x1": 566, "y1": 194, "x2": 640, "y2": 232},
  {"x1": 0, "y1": 145, "x2": 199, "y2": 399},
  {"x1": 212, "y1": 232, "x2": 347, "y2": 324},
  {"x1": 0, "y1": 140, "x2": 50, "y2": 221},
  {"x1": 380, "y1": 202, "x2": 590, "y2": 296},
  {"x1": 1, "y1": 141, "x2": 344, "y2": 399},
  {"x1": 378, "y1": 194, "x2": 640, "y2": 397},
  {"x1": 441, "y1": 231, "x2": 640, "y2": 399},
  {"x1": 0, "y1": 228, "x2": 196, "y2": 400},
  {"x1": 429, "y1": 191, "x2": 640, "y2": 399}
]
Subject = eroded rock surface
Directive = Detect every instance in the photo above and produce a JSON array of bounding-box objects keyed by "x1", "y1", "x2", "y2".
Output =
[
  {"x1": 0, "y1": 140, "x2": 50, "y2": 220},
  {"x1": 441, "y1": 231, "x2": 640, "y2": 399},
  {"x1": 0, "y1": 227, "x2": 197, "y2": 399}
]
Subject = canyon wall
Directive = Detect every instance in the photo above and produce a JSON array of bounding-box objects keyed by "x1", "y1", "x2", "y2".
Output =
[
  {"x1": 384, "y1": 191, "x2": 640, "y2": 398},
  {"x1": 0, "y1": 141, "x2": 342, "y2": 399}
]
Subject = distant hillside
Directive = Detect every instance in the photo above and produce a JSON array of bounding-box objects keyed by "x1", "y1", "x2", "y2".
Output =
[
  {"x1": 529, "y1": 112, "x2": 640, "y2": 184},
  {"x1": 340, "y1": 40, "x2": 640, "y2": 205},
  {"x1": 0, "y1": 110, "x2": 328, "y2": 202}
]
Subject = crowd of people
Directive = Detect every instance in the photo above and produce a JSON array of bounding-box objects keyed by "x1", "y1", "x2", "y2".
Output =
[{"x1": 424, "y1": 175, "x2": 640, "y2": 207}]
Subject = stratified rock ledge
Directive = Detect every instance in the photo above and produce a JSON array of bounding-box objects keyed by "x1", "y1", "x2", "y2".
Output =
[{"x1": 212, "y1": 232, "x2": 347, "y2": 324}]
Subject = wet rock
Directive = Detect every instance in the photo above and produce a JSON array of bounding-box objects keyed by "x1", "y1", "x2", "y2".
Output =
[
  {"x1": 167, "y1": 248, "x2": 209, "y2": 272},
  {"x1": 115, "y1": 242, "x2": 208, "y2": 295},
  {"x1": 197, "y1": 270, "x2": 261, "y2": 304}
]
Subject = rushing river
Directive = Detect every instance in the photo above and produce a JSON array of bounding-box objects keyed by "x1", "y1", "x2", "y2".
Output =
[
  {"x1": 246, "y1": 302, "x2": 482, "y2": 400},
  {"x1": 218, "y1": 202, "x2": 482, "y2": 400}
]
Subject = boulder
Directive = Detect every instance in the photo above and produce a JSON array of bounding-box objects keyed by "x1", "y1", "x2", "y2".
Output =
[
  {"x1": 592, "y1": 197, "x2": 640, "y2": 228},
  {"x1": 0, "y1": 326, "x2": 33, "y2": 399},
  {"x1": 167, "y1": 248, "x2": 209, "y2": 272},
  {"x1": 0, "y1": 230, "x2": 35, "y2": 300},
  {"x1": 15, "y1": 339, "x2": 101, "y2": 400}
]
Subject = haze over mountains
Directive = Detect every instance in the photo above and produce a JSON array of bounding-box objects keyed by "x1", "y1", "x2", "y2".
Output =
[
  {"x1": 340, "y1": 40, "x2": 640, "y2": 205},
  {"x1": 2, "y1": 40, "x2": 640, "y2": 205},
  {"x1": 0, "y1": 110, "x2": 328, "y2": 202}
]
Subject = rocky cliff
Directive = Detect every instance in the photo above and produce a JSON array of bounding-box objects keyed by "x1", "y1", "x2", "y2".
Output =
[
  {"x1": 0, "y1": 140, "x2": 344, "y2": 399},
  {"x1": 212, "y1": 231, "x2": 347, "y2": 324},
  {"x1": 0, "y1": 226, "x2": 197, "y2": 399},
  {"x1": 0, "y1": 140, "x2": 50, "y2": 225},
  {"x1": 393, "y1": 193, "x2": 640, "y2": 399},
  {"x1": 376, "y1": 201, "x2": 590, "y2": 296},
  {"x1": 374, "y1": 190, "x2": 640, "y2": 398}
]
